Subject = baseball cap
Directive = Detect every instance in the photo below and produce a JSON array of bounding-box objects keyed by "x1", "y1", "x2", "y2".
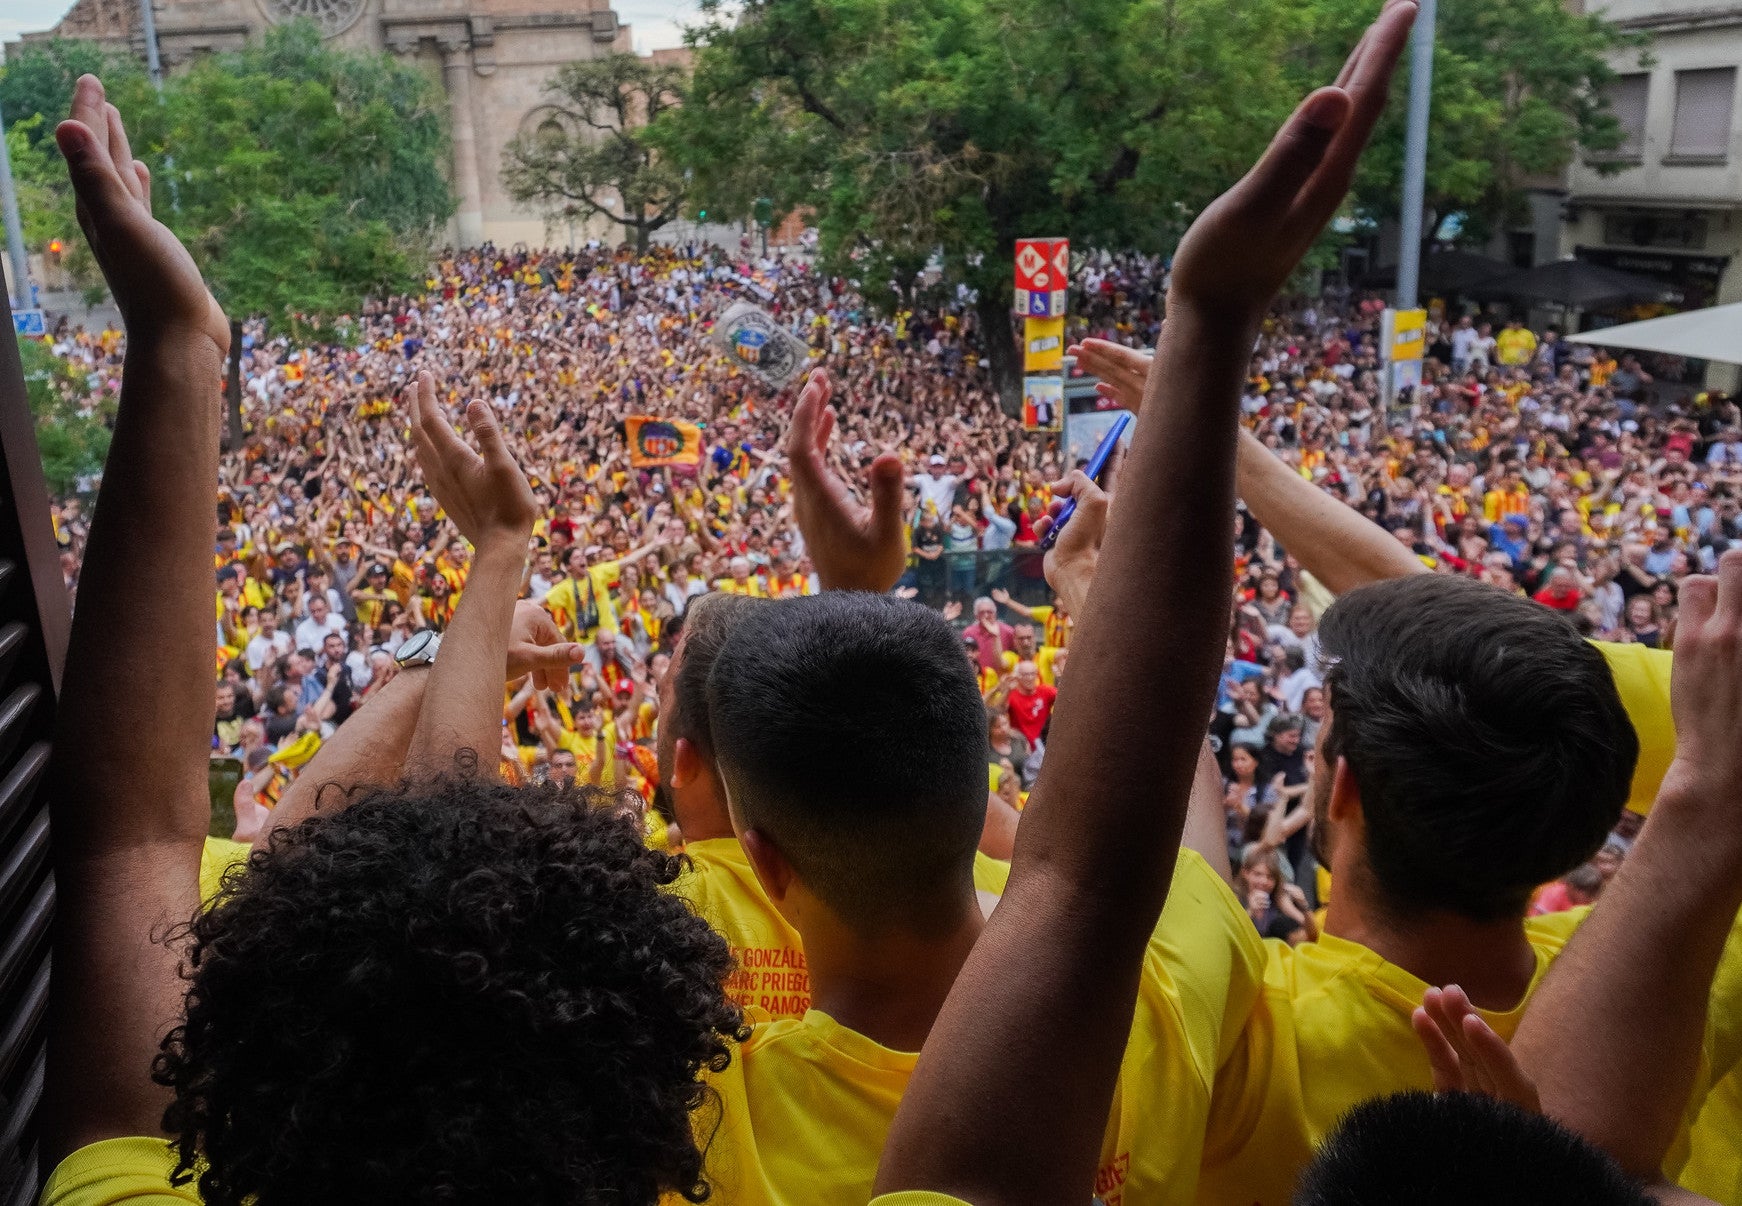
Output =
[
  {"x1": 366, "y1": 562, "x2": 389, "y2": 576},
  {"x1": 615, "y1": 679, "x2": 634, "y2": 696},
  {"x1": 929, "y1": 454, "x2": 946, "y2": 467}
]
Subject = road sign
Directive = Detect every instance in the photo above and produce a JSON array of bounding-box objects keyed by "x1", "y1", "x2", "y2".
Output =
[
  {"x1": 1023, "y1": 317, "x2": 1065, "y2": 371},
  {"x1": 11, "y1": 310, "x2": 44, "y2": 338},
  {"x1": 1014, "y1": 237, "x2": 1069, "y2": 313},
  {"x1": 1013, "y1": 288, "x2": 1068, "y2": 317}
]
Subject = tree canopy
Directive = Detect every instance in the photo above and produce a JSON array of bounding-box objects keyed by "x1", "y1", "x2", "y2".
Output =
[
  {"x1": 658, "y1": 0, "x2": 1635, "y2": 405},
  {"x1": 502, "y1": 53, "x2": 688, "y2": 254},
  {"x1": 1298, "y1": 0, "x2": 1644, "y2": 246}
]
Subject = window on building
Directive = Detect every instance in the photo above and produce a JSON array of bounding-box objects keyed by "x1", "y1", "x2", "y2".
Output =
[
  {"x1": 1606, "y1": 72, "x2": 1649, "y2": 160},
  {"x1": 1669, "y1": 67, "x2": 1736, "y2": 160}
]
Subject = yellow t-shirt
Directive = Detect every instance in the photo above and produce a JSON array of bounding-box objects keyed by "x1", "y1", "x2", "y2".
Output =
[
  {"x1": 674, "y1": 838, "x2": 1012, "y2": 1024},
  {"x1": 1195, "y1": 895, "x2": 1742, "y2": 1205},
  {"x1": 870, "y1": 1196, "x2": 971, "y2": 1206},
  {"x1": 998, "y1": 646, "x2": 1059, "y2": 686},
  {"x1": 1593, "y1": 639, "x2": 1674, "y2": 816},
  {"x1": 556, "y1": 728, "x2": 620, "y2": 790},
  {"x1": 699, "y1": 851, "x2": 1259, "y2": 1206},
  {"x1": 542, "y1": 562, "x2": 621, "y2": 641},
  {"x1": 1495, "y1": 326, "x2": 1538, "y2": 366},
  {"x1": 200, "y1": 836, "x2": 251, "y2": 905},
  {"x1": 41, "y1": 1135, "x2": 198, "y2": 1206}
]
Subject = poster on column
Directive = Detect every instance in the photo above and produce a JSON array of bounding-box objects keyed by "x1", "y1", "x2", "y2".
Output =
[
  {"x1": 1024, "y1": 317, "x2": 1065, "y2": 372},
  {"x1": 1022, "y1": 376, "x2": 1064, "y2": 433}
]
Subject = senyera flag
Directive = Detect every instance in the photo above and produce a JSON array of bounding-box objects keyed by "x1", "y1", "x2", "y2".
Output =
[{"x1": 625, "y1": 416, "x2": 704, "y2": 468}]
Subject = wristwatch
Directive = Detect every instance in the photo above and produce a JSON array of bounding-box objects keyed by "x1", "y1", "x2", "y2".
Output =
[{"x1": 395, "y1": 630, "x2": 441, "y2": 669}]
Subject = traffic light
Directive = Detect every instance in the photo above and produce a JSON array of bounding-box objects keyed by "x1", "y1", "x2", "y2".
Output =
[
  {"x1": 753, "y1": 196, "x2": 774, "y2": 228},
  {"x1": 698, "y1": 209, "x2": 708, "y2": 220},
  {"x1": 46, "y1": 239, "x2": 64, "y2": 261}
]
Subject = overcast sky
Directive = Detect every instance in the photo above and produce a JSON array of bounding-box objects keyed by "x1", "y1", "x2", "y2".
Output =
[{"x1": 2, "y1": 0, "x2": 701, "y2": 55}]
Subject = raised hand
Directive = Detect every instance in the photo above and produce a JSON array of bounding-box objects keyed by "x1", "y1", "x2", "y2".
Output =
[
  {"x1": 1035, "y1": 470, "x2": 1109, "y2": 618},
  {"x1": 506, "y1": 601, "x2": 584, "y2": 698},
  {"x1": 1662, "y1": 548, "x2": 1742, "y2": 820},
  {"x1": 1168, "y1": 0, "x2": 1416, "y2": 325},
  {"x1": 406, "y1": 371, "x2": 537, "y2": 550},
  {"x1": 55, "y1": 75, "x2": 228, "y2": 355},
  {"x1": 1066, "y1": 340, "x2": 1151, "y2": 413},
  {"x1": 786, "y1": 368, "x2": 909, "y2": 592},
  {"x1": 1412, "y1": 985, "x2": 1541, "y2": 1112}
]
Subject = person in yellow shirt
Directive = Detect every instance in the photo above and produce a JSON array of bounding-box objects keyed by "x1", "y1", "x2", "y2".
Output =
[
  {"x1": 714, "y1": 554, "x2": 769, "y2": 596},
  {"x1": 659, "y1": 594, "x2": 1008, "y2": 1026},
  {"x1": 990, "y1": 587, "x2": 1071, "y2": 647},
  {"x1": 1481, "y1": 466, "x2": 1532, "y2": 524},
  {"x1": 542, "y1": 543, "x2": 616, "y2": 641},
  {"x1": 1190, "y1": 574, "x2": 1742, "y2": 1206},
  {"x1": 1495, "y1": 317, "x2": 1538, "y2": 367},
  {"x1": 696, "y1": 595, "x2": 1257, "y2": 1206}
]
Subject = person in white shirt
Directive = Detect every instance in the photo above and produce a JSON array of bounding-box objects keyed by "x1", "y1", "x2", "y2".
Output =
[
  {"x1": 294, "y1": 593, "x2": 348, "y2": 652},
  {"x1": 910, "y1": 455, "x2": 966, "y2": 519},
  {"x1": 1450, "y1": 316, "x2": 1477, "y2": 371},
  {"x1": 245, "y1": 608, "x2": 293, "y2": 673},
  {"x1": 1706, "y1": 427, "x2": 1742, "y2": 469}
]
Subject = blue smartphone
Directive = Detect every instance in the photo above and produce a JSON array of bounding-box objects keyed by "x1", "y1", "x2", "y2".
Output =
[{"x1": 1040, "y1": 411, "x2": 1131, "y2": 551}]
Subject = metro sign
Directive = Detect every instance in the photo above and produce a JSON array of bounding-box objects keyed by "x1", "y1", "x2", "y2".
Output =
[{"x1": 1014, "y1": 237, "x2": 1069, "y2": 314}]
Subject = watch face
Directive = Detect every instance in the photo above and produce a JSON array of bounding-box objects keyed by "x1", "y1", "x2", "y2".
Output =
[{"x1": 399, "y1": 630, "x2": 433, "y2": 662}]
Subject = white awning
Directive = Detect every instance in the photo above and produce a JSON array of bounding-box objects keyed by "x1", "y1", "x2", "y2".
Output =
[{"x1": 1566, "y1": 303, "x2": 1742, "y2": 364}]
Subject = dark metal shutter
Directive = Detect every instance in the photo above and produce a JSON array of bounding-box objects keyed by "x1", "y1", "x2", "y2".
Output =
[{"x1": 0, "y1": 295, "x2": 73, "y2": 1203}]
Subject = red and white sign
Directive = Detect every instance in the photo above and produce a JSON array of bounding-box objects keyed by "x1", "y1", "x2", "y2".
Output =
[{"x1": 1015, "y1": 238, "x2": 1069, "y2": 293}]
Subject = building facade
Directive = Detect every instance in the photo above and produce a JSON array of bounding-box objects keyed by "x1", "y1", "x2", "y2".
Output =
[
  {"x1": 1560, "y1": 0, "x2": 1742, "y2": 316},
  {"x1": 25, "y1": 0, "x2": 638, "y2": 247}
]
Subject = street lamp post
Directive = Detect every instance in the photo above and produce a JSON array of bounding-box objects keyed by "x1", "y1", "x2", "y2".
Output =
[
  {"x1": 0, "y1": 102, "x2": 34, "y2": 313},
  {"x1": 1395, "y1": 0, "x2": 1437, "y2": 311}
]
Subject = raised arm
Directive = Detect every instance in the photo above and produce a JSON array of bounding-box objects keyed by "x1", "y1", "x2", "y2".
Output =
[
  {"x1": 875, "y1": 7, "x2": 1415, "y2": 1200},
  {"x1": 787, "y1": 367, "x2": 909, "y2": 592},
  {"x1": 42, "y1": 77, "x2": 235, "y2": 1163},
  {"x1": 1510, "y1": 548, "x2": 1742, "y2": 1191},
  {"x1": 1065, "y1": 353, "x2": 1429, "y2": 595},
  {"x1": 402, "y1": 373, "x2": 539, "y2": 777}
]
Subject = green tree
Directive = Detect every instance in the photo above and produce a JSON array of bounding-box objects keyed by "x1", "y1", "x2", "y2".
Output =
[
  {"x1": 0, "y1": 38, "x2": 145, "y2": 149},
  {"x1": 1298, "y1": 0, "x2": 1643, "y2": 246},
  {"x1": 19, "y1": 335, "x2": 112, "y2": 496},
  {"x1": 502, "y1": 54, "x2": 688, "y2": 254},
  {"x1": 8, "y1": 24, "x2": 454, "y2": 448},
  {"x1": 1, "y1": 43, "x2": 148, "y2": 299},
  {"x1": 657, "y1": 0, "x2": 1306, "y2": 408}
]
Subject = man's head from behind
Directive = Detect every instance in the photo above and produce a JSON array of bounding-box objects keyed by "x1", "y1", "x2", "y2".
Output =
[
  {"x1": 156, "y1": 778, "x2": 744, "y2": 1206},
  {"x1": 1294, "y1": 1091, "x2": 1655, "y2": 1206},
  {"x1": 1314, "y1": 575, "x2": 1636, "y2": 922},
  {"x1": 708, "y1": 593, "x2": 987, "y2": 937},
  {"x1": 656, "y1": 593, "x2": 761, "y2": 837}
]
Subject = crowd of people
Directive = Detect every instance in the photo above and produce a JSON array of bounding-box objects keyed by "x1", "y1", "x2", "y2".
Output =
[{"x1": 26, "y1": 10, "x2": 1742, "y2": 1206}]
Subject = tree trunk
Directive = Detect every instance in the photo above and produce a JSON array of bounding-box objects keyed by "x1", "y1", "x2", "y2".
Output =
[
  {"x1": 974, "y1": 289, "x2": 1022, "y2": 418},
  {"x1": 634, "y1": 222, "x2": 650, "y2": 255},
  {"x1": 225, "y1": 317, "x2": 244, "y2": 452}
]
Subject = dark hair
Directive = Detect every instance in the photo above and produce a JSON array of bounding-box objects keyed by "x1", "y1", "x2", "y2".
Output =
[
  {"x1": 1317, "y1": 575, "x2": 1636, "y2": 921},
  {"x1": 1294, "y1": 1091, "x2": 1655, "y2": 1206},
  {"x1": 706, "y1": 593, "x2": 987, "y2": 935},
  {"x1": 668, "y1": 592, "x2": 763, "y2": 757},
  {"x1": 154, "y1": 777, "x2": 745, "y2": 1206}
]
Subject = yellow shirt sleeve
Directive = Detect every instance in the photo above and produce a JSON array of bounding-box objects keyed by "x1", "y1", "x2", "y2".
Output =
[
  {"x1": 870, "y1": 1195, "x2": 975, "y2": 1206},
  {"x1": 41, "y1": 1136, "x2": 200, "y2": 1206},
  {"x1": 587, "y1": 560, "x2": 622, "y2": 633}
]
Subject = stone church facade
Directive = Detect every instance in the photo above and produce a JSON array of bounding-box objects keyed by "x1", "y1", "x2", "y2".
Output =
[{"x1": 30, "y1": 0, "x2": 636, "y2": 247}]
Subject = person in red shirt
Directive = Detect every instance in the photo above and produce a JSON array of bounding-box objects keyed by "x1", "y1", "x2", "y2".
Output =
[
  {"x1": 965, "y1": 595, "x2": 1015, "y2": 672},
  {"x1": 1006, "y1": 660, "x2": 1057, "y2": 747},
  {"x1": 1532, "y1": 566, "x2": 1583, "y2": 612}
]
